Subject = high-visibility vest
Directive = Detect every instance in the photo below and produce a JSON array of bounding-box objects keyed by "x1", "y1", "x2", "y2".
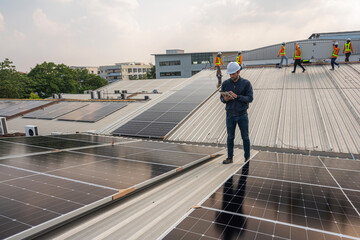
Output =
[
  {"x1": 215, "y1": 57, "x2": 222, "y2": 66},
  {"x1": 332, "y1": 46, "x2": 339, "y2": 58},
  {"x1": 294, "y1": 46, "x2": 301, "y2": 59},
  {"x1": 236, "y1": 55, "x2": 242, "y2": 65},
  {"x1": 280, "y1": 46, "x2": 286, "y2": 56},
  {"x1": 344, "y1": 42, "x2": 351, "y2": 53}
]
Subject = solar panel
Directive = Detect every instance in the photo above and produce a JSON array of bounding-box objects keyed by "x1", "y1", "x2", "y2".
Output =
[
  {"x1": 1, "y1": 136, "x2": 99, "y2": 150},
  {"x1": 113, "y1": 74, "x2": 218, "y2": 138},
  {"x1": 58, "y1": 102, "x2": 127, "y2": 122},
  {"x1": 23, "y1": 102, "x2": 89, "y2": 120},
  {"x1": 50, "y1": 134, "x2": 127, "y2": 144},
  {"x1": 161, "y1": 152, "x2": 360, "y2": 240},
  {"x1": 0, "y1": 141, "x2": 52, "y2": 158},
  {"x1": 0, "y1": 100, "x2": 52, "y2": 117},
  {"x1": 0, "y1": 134, "x2": 222, "y2": 239}
]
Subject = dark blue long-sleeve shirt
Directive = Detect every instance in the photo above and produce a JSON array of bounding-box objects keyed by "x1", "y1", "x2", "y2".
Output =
[{"x1": 220, "y1": 77, "x2": 253, "y2": 117}]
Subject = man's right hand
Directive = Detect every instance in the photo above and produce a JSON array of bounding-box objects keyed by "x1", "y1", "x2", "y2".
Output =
[{"x1": 223, "y1": 95, "x2": 233, "y2": 102}]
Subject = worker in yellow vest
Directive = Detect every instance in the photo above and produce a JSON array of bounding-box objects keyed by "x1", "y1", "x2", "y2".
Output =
[
  {"x1": 277, "y1": 42, "x2": 288, "y2": 68},
  {"x1": 236, "y1": 51, "x2": 243, "y2": 70},
  {"x1": 292, "y1": 43, "x2": 305, "y2": 73},
  {"x1": 330, "y1": 42, "x2": 340, "y2": 71},
  {"x1": 343, "y1": 38, "x2": 354, "y2": 62},
  {"x1": 215, "y1": 52, "x2": 224, "y2": 86}
]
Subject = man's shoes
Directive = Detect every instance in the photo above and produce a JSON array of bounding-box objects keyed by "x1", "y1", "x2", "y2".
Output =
[
  {"x1": 338, "y1": 65, "x2": 340, "y2": 68},
  {"x1": 302, "y1": 69, "x2": 306, "y2": 73},
  {"x1": 223, "y1": 158, "x2": 233, "y2": 164},
  {"x1": 330, "y1": 68, "x2": 334, "y2": 71},
  {"x1": 245, "y1": 157, "x2": 250, "y2": 161},
  {"x1": 291, "y1": 71, "x2": 295, "y2": 73}
]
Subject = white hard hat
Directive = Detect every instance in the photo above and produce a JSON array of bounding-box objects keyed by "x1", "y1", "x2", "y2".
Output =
[
  {"x1": 238, "y1": 51, "x2": 242, "y2": 54},
  {"x1": 297, "y1": 44, "x2": 301, "y2": 48},
  {"x1": 218, "y1": 52, "x2": 222, "y2": 55},
  {"x1": 347, "y1": 38, "x2": 351, "y2": 41},
  {"x1": 282, "y1": 42, "x2": 286, "y2": 45},
  {"x1": 335, "y1": 42, "x2": 339, "y2": 45},
  {"x1": 226, "y1": 62, "x2": 240, "y2": 74}
]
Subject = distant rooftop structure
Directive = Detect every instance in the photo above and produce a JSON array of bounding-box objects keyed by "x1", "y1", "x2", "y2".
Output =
[
  {"x1": 70, "y1": 66, "x2": 98, "y2": 75},
  {"x1": 308, "y1": 30, "x2": 360, "y2": 40},
  {"x1": 166, "y1": 49, "x2": 185, "y2": 54},
  {"x1": 98, "y1": 62, "x2": 152, "y2": 82}
]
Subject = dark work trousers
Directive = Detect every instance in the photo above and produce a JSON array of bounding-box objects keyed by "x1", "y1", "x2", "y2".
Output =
[
  {"x1": 331, "y1": 58, "x2": 339, "y2": 69},
  {"x1": 226, "y1": 114, "x2": 250, "y2": 159},
  {"x1": 345, "y1": 52, "x2": 351, "y2": 62},
  {"x1": 293, "y1": 59, "x2": 305, "y2": 72}
]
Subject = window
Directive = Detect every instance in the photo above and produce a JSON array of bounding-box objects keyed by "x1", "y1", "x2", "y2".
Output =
[
  {"x1": 128, "y1": 69, "x2": 132, "y2": 73},
  {"x1": 191, "y1": 53, "x2": 213, "y2": 65},
  {"x1": 159, "y1": 60, "x2": 181, "y2": 66},
  {"x1": 192, "y1": 71, "x2": 200, "y2": 76},
  {"x1": 160, "y1": 71, "x2": 181, "y2": 77},
  {"x1": 134, "y1": 68, "x2": 138, "y2": 73}
]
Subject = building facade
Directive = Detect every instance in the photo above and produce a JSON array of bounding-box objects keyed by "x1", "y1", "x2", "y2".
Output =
[
  {"x1": 98, "y1": 62, "x2": 152, "y2": 83},
  {"x1": 153, "y1": 49, "x2": 236, "y2": 79}
]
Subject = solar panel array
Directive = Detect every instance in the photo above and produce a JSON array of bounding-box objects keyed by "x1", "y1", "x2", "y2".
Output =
[
  {"x1": 23, "y1": 102, "x2": 89, "y2": 120},
  {"x1": 112, "y1": 74, "x2": 217, "y2": 138},
  {"x1": 0, "y1": 134, "x2": 221, "y2": 239},
  {"x1": 162, "y1": 152, "x2": 360, "y2": 240},
  {"x1": 58, "y1": 102, "x2": 128, "y2": 122},
  {"x1": 0, "y1": 100, "x2": 51, "y2": 117}
]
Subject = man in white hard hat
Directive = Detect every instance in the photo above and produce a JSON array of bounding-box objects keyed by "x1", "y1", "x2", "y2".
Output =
[
  {"x1": 236, "y1": 51, "x2": 243, "y2": 70},
  {"x1": 330, "y1": 42, "x2": 340, "y2": 70},
  {"x1": 343, "y1": 38, "x2": 354, "y2": 62},
  {"x1": 215, "y1": 52, "x2": 224, "y2": 86},
  {"x1": 220, "y1": 62, "x2": 253, "y2": 164}
]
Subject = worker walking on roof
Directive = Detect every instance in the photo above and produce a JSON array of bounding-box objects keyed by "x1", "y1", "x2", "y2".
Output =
[
  {"x1": 277, "y1": 42, "x2": 288, "y2": 68},
  {"x1": 220, "y1": 62, "x2": 253, "y2": 164},
  {"x1": 215, "y1": 52, "x2": 224, "y2": 87},
  {"x1": 292, "y1": 43, "x2": 305, "y2": 73},
  {"x1": 330, "y1": 42, "x2": 340, "y2": 71},
  {"x1": 236, "y1": 51, "x2": 243, "y2": 70},
  {"x1": 343, "y1": 38, "x2": 354, "y2": 62}
]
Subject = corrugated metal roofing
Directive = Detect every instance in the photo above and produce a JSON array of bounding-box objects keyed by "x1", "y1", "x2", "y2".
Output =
[{"x1": 168, "y1": 64, "x2": 360, "y2": 155}]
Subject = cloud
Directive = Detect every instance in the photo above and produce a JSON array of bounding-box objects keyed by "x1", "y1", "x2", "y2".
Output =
[
  {"x1": 32, "y1": 8, "x2": 67, "y2": 35},
  {"x1": 0, "y1": 13, "x2": 4, "y2": 31}
]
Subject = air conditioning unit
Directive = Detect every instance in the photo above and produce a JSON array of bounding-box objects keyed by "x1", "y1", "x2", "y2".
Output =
[
  {"x1": 0, "y1": 117, "x2": 8, "y2": 135},
  {"x1": 25, "y1": 125, "x2": 38, "y2": 137}
]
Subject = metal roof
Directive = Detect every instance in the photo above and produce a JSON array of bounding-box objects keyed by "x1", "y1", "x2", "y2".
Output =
[{"x1": 168, "y1": 64, "x2": 360, "y2": 155}]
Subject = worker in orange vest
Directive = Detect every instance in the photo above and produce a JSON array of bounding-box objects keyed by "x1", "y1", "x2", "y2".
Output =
[
  {"x1": 343, "y1": 38, "x2": 354, "y2": 62},
  {"x1": 214, "y1": 52, "x2": 224, "y2": 68},
  {"x1": 215, "y1": 52, "x2": 224, "y2": 86},
  {"x1": 292, "y1": 43, "x2": 305, "y2": 73},
  {"x1": 236, "y1": 51, "x2": 243, "y2": 70},
  {"x1": 330, "y1": 42, "x2": 340, "y2": 71},
  {"x1": 277, "y1": 42, "x2": 288, "y2": 68}
]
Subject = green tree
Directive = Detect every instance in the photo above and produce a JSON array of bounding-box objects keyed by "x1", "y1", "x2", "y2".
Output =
[
  {"x1": 146, "y1": 66, "x2": 156, "y2": 79},
  {"x1": 28, "y1": 62, "x2": 78, "y2": 98},
  {"x1": 75, "y1": 69, "x2": 107, "y2": 92},
  {"x1": 0, "y1": 58, "x2": 33, "y2": 98},
  {"x1": 29, "y1": 92, "x2": 40, "y2": 99}
]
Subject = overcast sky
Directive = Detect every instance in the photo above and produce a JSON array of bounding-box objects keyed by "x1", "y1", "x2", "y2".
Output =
[{"x1": 0, "y1": 0, "x2": 359, "y2": 72}]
